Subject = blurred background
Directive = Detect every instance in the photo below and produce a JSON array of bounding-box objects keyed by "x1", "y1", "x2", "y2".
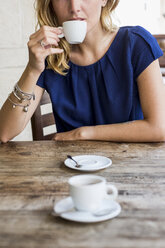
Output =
[{"x1": 0, "y1": 0, "x2": 165, "y2": 141}]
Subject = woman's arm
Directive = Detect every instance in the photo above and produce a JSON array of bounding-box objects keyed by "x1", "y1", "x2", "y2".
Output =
[
  {"x1": 54, "y1": 59, "x2": 165, "y2": 142},
  {"x1": 0, "y1": 66, "x2": 44, "y2": 143},
  {"x1": 0, "y1": 26, "x2": 63, "y2": 143}
]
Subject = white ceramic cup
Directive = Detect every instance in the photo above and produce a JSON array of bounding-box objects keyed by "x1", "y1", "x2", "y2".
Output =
[
  {"x1": 58, "y1": 20, "x2": 87, "y2": 44},
  {"x1": 68, "y1": 174, "x2": 118, "y2": 212}
]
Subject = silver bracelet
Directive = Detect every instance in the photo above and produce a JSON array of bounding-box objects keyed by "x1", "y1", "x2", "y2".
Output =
[
  {"x1": 14, "y1": 83, "x2": 35, "y2": 101},
  {"x1": 8, "y1": 96, "x2": 30, "y2": 112},
  {"x1": 13, "y1": 90, "x2": 25, "y2": 102}
]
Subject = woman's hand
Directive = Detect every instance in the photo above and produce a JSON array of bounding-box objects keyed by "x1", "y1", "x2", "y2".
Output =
[
  {"x1": 52, "y1": 126, "x2": 94, "y2": 141},
  {"x1": 27, "y1": 26, "x2": 63, "y2": 73}
]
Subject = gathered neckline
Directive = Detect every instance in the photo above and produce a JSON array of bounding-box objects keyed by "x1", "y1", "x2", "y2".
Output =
[{"x1": 69, "y1": 27, "x2": 121, "y2": 68}]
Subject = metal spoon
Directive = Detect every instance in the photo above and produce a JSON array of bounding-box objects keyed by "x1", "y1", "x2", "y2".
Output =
[
  {"x1": 67, "y1": 155, "x2": 82, "y2": 168},
  {"x1": 93, "y1": 208, "x2": 116, "y2": 217}
]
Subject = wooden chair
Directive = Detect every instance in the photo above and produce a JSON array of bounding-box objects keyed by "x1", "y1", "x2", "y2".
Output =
[
  {"x1": 153, "y1": 34, "x2": 165, "y2": 76},
  {"x1": 31, "y1": 91, "x2": 56, "y2": 140}
]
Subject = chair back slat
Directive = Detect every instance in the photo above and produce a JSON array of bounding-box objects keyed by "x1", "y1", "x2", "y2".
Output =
[
  {"x1": 42, "y1": 133, "x2": 55, "y2": 140},
  {"x1": 31, "y1": 91, "x2": 56, "y2": 140},
  {"x1": 42, "y1": 113, "x2": 55, "y2": 127}
]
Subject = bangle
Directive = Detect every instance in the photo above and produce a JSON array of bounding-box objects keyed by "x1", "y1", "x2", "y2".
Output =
[
  {"x1": 14, "y1": 83, "x2": 35, "y2": 102},
  {"x1": 13, "y1": 90, "x2": 25, "y2": 102},
  {"x1": 8, "y1": 95, "x2": 30, "y2": 112}
]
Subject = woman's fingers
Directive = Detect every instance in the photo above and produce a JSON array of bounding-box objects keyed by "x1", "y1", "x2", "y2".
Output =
[
  {"x1": 29, "y1": 37, "x2": 63, "y2": 54},
  {"x1": 29, "y1": 32, "x2": 61, "y2": 47},
  {"x1": 29, "y1": 26, "x2": 62, "y2": 40},
  {"x1": 44, "y1": 47, "x2": 64, "y2": 57},
  {"x1": 28, "y1": 26, "x2": 62, "y2": 47},
  {"x1": 28, "y1": 31, "x2": 63, "y2": 54},
  {"x1": 27, "y1": 26, "x2": 64, "y2": 73},
  {"x1": 38, "y1": 37, "x2": 60, "y2": 48},
  {"x1": 29, "y1": 26, "x2": 63, "y2": 47},
  {"x1": 29, "y1": 41, "x2": 63, "y2": 58},
  {"x1": 28, "y1": 26, "x2": 63, "y2": 51}
]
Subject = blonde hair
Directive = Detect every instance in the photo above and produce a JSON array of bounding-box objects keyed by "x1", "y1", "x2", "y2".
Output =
[{"x1": 35, "y1": 0, "x2": 120, "y2": 75}]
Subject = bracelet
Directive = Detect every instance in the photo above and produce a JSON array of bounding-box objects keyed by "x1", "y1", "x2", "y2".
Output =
[
  {"x1": 14, "y1": 83, "x2": 35, "y2": 102},
  {"x1": 13, "y1": 90, "x2": 25, "y2": 102},
  {"x1": 15, "y1": 83, "x2": 35, "y2": 100},
  {"x1": 8, "y1": 95, "x2": 30, "y2": 112}
]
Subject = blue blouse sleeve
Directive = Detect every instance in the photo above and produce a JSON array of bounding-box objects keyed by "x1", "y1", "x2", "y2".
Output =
[
  {"x1": 36, "y1": 59, "x2": 49, "y2": 89},
  {"x1": 36, "y1": 70, "x2": 46, "y2": 89},
  {"x1": 130, "y1": 26, "x2": 163, "y2": 79}
]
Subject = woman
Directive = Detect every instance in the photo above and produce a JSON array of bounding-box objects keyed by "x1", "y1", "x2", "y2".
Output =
[{"x1": 0, "y1": 0, "x2": 165, "y2": 143}]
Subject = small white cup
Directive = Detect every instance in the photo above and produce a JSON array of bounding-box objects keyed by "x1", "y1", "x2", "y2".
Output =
[
  {"x1": 69, "y1": 174, "x2": 118, "y2": 212},
  {"x1": 58, "y1": 20, "x2": 87, "y2": 44}
]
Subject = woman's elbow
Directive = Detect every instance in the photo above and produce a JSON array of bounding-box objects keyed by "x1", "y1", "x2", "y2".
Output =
[
  {"x1": 158, "y1": 132, "x2": 165, "y2": 142},
  {"x1": 153, "y1": 125, "x2": 165, "y2": 142},
  {"x1": 0, "y1": 136, "x2": 9, "y2": 143},
  {"x1": 0, "y1": 130, "x2": 17, "y2": 143},
  {"x1": 0, "y1": 132, "x2": 10, "y2": 143}
]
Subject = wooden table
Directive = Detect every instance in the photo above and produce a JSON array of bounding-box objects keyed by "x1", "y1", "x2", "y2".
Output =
[{"x1": 0, "y1": 141, "x2": 165, "y2": 248}]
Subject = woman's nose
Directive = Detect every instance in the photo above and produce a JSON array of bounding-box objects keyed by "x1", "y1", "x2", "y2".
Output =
[{"x1": 70, "y1": 0, "x2": 81, "y2": 14}]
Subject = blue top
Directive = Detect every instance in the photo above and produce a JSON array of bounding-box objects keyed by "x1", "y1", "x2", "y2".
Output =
[{"x1": 37, "y1": 26, "x2": 163, "y2": 133}]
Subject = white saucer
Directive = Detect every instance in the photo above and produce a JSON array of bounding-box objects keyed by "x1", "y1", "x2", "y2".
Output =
[
  {"x1": 64, "y1": 155, "x2": 112, "y2": 171},
  {"x1": 53, "y1": 197, "x2": 121, "y2": 223}
]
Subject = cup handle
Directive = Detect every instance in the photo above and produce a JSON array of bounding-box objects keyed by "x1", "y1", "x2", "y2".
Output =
[
  {"x1": 106, "y1": 184, "x2": 118, "y2": 200},
  {"x1": 58, "y1": 27, "x2": 65, "y2": 38}
]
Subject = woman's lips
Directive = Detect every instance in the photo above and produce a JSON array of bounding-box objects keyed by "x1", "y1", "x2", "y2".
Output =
[{"x1": 69, "y1": 18, "x2": 85, "y2": 21}]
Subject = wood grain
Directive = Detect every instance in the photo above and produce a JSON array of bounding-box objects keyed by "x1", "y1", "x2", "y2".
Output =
[{"x1": 0, "y1": 141, "x2": 165, "y2": 248}]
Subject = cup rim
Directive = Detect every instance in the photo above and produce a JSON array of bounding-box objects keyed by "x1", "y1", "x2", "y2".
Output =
[
  {"x1": 63, "y1": 20, "x2": 87, "y2": 25},
  {"x1": 68, "y1": 174, "x2": 106, "y2": 188}
]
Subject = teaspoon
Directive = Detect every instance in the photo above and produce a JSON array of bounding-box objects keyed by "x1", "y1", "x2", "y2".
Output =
[{"x1": 67, "y1": 155, "x2": 82, "y2": 168}]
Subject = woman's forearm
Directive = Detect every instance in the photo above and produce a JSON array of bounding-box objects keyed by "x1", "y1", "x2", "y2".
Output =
[
  {"x1": 82, "y1": 120, "x2": 165, "y2": 142},
  {"x1": 0, "y1": 65, "x2": 41, "y2": 143}
]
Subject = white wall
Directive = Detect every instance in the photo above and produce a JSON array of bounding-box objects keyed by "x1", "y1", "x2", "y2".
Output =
[
  {"x1": 0, "y1": 0, "x2": 165, "y2": 141},
  {"x1": 114, "y1": 0, "x2": 165, "y2": 34},
  {"x1": 160, "y1": 0, "x2": 165, "y2": 32}
]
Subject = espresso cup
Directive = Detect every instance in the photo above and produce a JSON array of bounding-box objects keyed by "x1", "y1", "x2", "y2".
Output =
[
  {"x1": 68, "y1": 174, "x2": 118, "y2": 212},
  {"x1": 58, "y1": 20, "x2": 87, "y2": 44}
]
